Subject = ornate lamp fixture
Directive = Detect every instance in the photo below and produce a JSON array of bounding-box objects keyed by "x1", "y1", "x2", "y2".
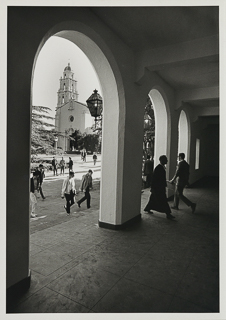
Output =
[
  {"x1": 86, "y1": 89, "x2": 103, "y2": 128},
  {"x1": 144, "y1": 113, "x2": 152, "y2": 129}
]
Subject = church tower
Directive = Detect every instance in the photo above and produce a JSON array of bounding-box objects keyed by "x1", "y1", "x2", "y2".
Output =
[
  {"x1": 57, "y1": 63, "x2": 79, "y2": 108},
  {"x1": 55, "y1": 63, "x2": 93, "y2": 152}
]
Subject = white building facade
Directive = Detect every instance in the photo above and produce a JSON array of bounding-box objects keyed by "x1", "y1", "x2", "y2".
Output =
[{"x1": 55, "y1": 63, "x2": 93, "y2": 151}]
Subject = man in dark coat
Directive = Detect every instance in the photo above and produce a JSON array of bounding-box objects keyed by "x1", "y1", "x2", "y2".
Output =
[
  {"x1": 34, "y1": 164, "x2": 45, "y2": 199},
  {"x1": 68, "y1": 157, "x2": 73, "y2": 172},
  {"x1": 143, "y1": 155, "x2": 154, "y2": 188},
  {"x1": 77, "y1": 170, "x2": 93, "y2": 209},
  {"x1": 51, "y1": 157, "x2": 58, "y2": 176},
  {"x1": 169, "y1": 153, "x2": 196, "y2": 213},
  {"x1": 144, "y1": 155, "x2": 175, "y2": 220}
]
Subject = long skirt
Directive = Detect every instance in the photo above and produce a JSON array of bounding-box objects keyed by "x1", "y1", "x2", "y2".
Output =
[{"x1": 144, "y1": 190, "x2": 171, "y2": 214}]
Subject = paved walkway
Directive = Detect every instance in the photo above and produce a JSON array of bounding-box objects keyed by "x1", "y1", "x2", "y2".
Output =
[{"x1": 8, "y1": 177, "x2": 219, "y2": 316}]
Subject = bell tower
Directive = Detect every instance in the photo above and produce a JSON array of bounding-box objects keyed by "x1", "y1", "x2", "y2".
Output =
[{"x1": 57, "y1": 63, "x2": 79, "y2": 108}]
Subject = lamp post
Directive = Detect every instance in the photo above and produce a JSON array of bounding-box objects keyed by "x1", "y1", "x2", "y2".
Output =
[
  {"x1": 144, "y1": 113, "x2": 152, "y2": 129},
  {"x1": 143, "y1": 113, "x2": 152, "y2": 157},
  {"x1": 86, "y1": 89, "x2": 103, "y2": 128},
  {"x1": 54, "y1": 136, "x2": 58, "y2": 153}
]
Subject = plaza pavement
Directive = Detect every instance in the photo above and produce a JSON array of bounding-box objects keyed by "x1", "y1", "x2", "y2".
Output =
[{"x1": 8, "y1": 167, "x2": 220, "y2": 314}]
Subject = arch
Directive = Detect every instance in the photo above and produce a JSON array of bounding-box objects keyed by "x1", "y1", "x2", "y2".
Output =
[
  {"x1": 31, "y1": 22, "x2": 126, "y2": 225},
  {"x1": 149, "y1": 88, "x2": 169, "y2": 167},
  {"x1": 178, "y1": 109, "x2": 190, "y2": 163}
]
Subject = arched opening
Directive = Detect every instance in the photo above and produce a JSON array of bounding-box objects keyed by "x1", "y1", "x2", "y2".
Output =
[
  {"x1": 31, "y1": 35, "x2": 103, "y2": 224},
  {"x1": 149, "y1": 89, "x2": 168, "y2": 167},
  {"x1": 178, "y1": 110, "x2": 190, "y2": 163},
  {"x1": 31, "y1": 26, "x2": 125, "y2": 227}
]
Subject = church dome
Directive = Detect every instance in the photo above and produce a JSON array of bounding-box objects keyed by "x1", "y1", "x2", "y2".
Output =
[{"x1": 64, "y1": 63, "x2": 71, "y2": 71}]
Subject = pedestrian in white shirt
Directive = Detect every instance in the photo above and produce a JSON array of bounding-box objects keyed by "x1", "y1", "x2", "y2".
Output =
[{"x1": 61, "y1": 171, "x2": 76, "y2": 215}]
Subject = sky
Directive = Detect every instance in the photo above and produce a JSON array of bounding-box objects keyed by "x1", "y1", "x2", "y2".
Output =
[{"x1": 32, "y1": 36, "x2": 102, "y2": 125}]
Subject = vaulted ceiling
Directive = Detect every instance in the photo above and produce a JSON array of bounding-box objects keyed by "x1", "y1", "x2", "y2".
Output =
[{"x1": 91, "y1": 6, "x2": 219, "y2": 114}]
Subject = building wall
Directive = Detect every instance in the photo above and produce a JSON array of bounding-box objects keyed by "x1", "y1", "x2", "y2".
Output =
[{"x1": 56, "y1": 100, "x2": 90, "y2": 151}]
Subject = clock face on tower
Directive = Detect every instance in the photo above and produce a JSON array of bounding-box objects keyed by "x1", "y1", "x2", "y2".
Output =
[{"x1": 69, "y1": 115, "x2": 74, "y2": 122}]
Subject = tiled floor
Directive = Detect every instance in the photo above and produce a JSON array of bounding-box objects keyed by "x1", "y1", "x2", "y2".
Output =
[{"x1": 8, "y1": 177, "x2": 219, "y2": 314}]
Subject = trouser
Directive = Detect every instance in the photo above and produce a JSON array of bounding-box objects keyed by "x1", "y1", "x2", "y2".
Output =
[
  {"x1": 77, "y1": 188, "x2": 91, "y2": 208},
  {"x1": 60, "y1": 166, "x2": 64, "y2": 174},
  {"x1": 30, "y1": 192, "x2": 37, "y2": 214},
  {"x1": 174, "y1": 184, "x2": 193, "y2": 208},
  {"x1": 65, "y1": 192, "x2": 75, "y2": 213},
  {"x1": 145, "y1": 174, "x2": 152, "y2": 188},
  {"x1": 39, "y1": 185, "x2": 45, "y2": 199},
  {"x1": 53, "y1": 166, "x2": 57, "y2": 175}
]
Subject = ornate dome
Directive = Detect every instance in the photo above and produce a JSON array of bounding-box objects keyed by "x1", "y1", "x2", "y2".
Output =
[{"x1": 64, "y1": 63, "x2": 71, "y2": 71}]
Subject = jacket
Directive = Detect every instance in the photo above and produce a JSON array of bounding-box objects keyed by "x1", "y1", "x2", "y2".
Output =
[
  {"x1": 80, "y1": 173, "x2": 92, "y2": 191},
  {"x1": 61, "y1": 176, "x2": 76, "y2": 197},
  {"x1": 173, "y1": 160, "x2": 190, "y2": 186}
]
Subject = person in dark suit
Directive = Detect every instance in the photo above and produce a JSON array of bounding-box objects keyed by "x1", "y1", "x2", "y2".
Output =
[
  {"x1": 68, "y1": 157, "x2": 73, "y2": 172},
  {"x1": 77, "y1": 170, "x2": 93, "y2": 209},
  {"x1": 144, "y1": 155, "x2": 175, "y2": 220},
  {"x1": 143, "y1": 155, "x2": 154, "y2": 188},
  {"x1": 51, "y1": 157, "x2": 58, "y2": 176},
  {"x1": 34, "y1": 164, "x2": 45, "y2": 199},
  {"x1": 169, "y1": 153, "x2": 196, "y2": 213}
]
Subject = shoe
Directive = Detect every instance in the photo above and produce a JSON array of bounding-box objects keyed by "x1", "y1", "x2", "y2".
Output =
[
  {"x1": 42, "y1": 197, "x2": 46, "y2": 200},
  {"x1": 87, "y1": 206, "x2": 91, "y2": 209},
  {"x1": 77, "y1": 202, "x2": 81, "y2": 208},
  {"x1": 31, "y1": 214, "x2": 36, "y2": 218},
  {"x1": 191, "y1": 203, "x2": 196, "y2": 213},
  {"x1": 171, "y1": 206, "x2": 179, "y2": 210},
  {"x1": 167, "y1": 213, "x2": 175, "y2": 220},
  {"x1": 67, "y1": 213, "x2": 70, "y2": 216},
  {"x1": 144, "y1": 210, "x2": 153, "y2": 214}
]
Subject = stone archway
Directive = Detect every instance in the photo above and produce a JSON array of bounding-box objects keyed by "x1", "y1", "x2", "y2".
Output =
[{"x1": 31, "y1": 25, "x2": 126, "y2": 226}]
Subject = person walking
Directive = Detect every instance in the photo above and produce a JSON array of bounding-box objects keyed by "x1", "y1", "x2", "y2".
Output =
[
  {"x1": 60, "y1": 157, "x2": 65, "y2": 175},
  {"x1": 35, "y1": 164, "x2": 45, "y2": 199},
  {"x1": 77, "y1": 170, "x2": 93, "y2": 209},
  {"x1": 68, "y1": 157, "x2": 73, "y2": 172},
  {"x1": 30, "y1": 171, "x2": 39, "y2": 218},
  {"x1": 143, "y1": 155, "x2": 154, "y2": 188},
  {"x1": 169, "y1": 152, "x2": 196, "y2": 213},
  {"x1": 52, "y1": 157, "x2": 58, "y2": 176},
  {"x1": 81, "y1": 148, "x2": 87, "y2": 162},
  {"x1": 93, "y1": 153, "x2": 97, "y2": 165},
  {"x1": 61, "y1": 171, "x2": 76, "y2": 215},
  {"x1": 144, "y1": 155, "x2": 175, "y2": 220}
]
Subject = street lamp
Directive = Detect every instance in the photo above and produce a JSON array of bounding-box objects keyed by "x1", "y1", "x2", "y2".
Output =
[
  {"x1": 144, "y1": 113, "x2": 152, "y2": 129},
  {"x1": 54, "y1": 136, "x2": 58, "y2": 152},
  {"x1": 86, "y1": 89, "x2": 103, "y2": 128}
]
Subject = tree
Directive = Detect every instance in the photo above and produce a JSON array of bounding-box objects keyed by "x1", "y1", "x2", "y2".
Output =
[
  {"x1": 143, "y1": 96, "x2": 155, "y2": 158},
  {"x1": 79, "y1": 132, "x2": 100, "y2": 153},
  {"x1": 69, "y1": 129, "x2": 82, "y2": 150},
  {"x1": 31, "y1": 105, "x2": 58, "y2": 154}
]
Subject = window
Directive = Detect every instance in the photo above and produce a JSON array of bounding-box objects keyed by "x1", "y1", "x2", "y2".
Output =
[{"x1": 195, "y1": 139, "x2": 200, "y2": 169}]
